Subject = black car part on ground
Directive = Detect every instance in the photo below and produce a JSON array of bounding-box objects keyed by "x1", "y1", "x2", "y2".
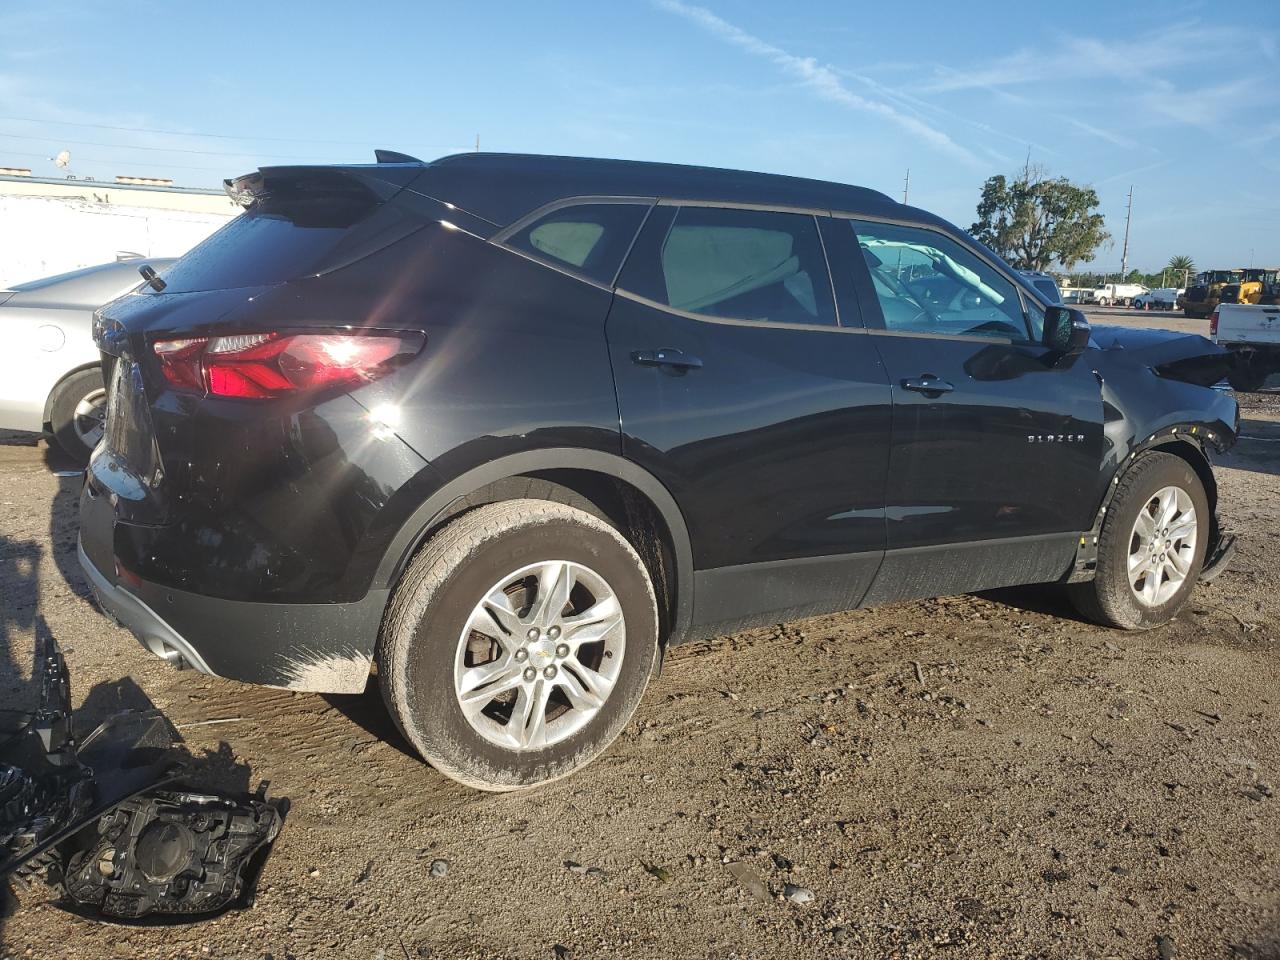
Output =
[
  {"x1": 59, "y1": 788, "x2": 281, "y2": 921},
  {"x1": 1, "y1": 637, "x2": 283, "y2": 922}
]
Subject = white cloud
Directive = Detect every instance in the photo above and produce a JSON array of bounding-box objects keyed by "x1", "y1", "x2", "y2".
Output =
[
  {"x1": 654, "y1": 0, "x2": 982, "y2": 168},
  {"x1": 1059, "y1": 117, "x2": 1140, "y2": 151}
]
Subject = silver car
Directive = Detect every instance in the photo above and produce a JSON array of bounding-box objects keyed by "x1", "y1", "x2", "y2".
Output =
[{"x1": 0, "y1": 258, "x2": 175, "y2": 463}]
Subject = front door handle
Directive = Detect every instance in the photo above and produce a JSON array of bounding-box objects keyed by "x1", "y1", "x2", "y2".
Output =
[
  {"x1": 901, "y1": 374, "x2": 954, "y2": 395},
  {"x1": 631, "y1": 348, "x2": 703, "y2": 371}
]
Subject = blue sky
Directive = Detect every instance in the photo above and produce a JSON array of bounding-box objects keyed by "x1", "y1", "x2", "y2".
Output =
[{"x1": 2, "y1": 0, "x2": 1276, "y2": 273}]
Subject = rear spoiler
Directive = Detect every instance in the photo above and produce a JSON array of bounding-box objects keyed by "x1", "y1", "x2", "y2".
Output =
[{"x1": 224, "y1": 149, "x2": 425, "y2": 208}]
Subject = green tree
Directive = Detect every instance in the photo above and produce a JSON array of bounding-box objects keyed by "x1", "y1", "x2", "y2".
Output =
[{"x1": 971, "y1": 166, "x2": 1110, "y2": 272}]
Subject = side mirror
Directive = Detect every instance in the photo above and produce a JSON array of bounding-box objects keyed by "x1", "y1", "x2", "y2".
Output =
[{"x1": 1044, "y1": 306, "x2": 1090, "y2": 357}]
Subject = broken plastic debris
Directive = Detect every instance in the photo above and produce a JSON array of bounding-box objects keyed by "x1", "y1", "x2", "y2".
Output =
[{"x1": 1, "y1": 637, "x2": 285, "y2": 922}]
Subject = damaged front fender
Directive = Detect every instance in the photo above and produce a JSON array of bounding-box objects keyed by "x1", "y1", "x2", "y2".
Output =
[{"x1": 1064, "y1": 328, "x2": 1240, "y2": 583}]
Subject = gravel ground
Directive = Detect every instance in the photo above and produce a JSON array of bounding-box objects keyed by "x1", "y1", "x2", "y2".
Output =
[{"x1": 1, "y1": 320, "x2": 1277, "y2": 959}]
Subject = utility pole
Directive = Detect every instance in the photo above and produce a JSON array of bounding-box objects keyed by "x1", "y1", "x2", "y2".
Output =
[
  {"x1": 1119, "y1": 185, "x2": 1133, "y2": 279},
  {"x1": 902, "y1": 168, "x2": 910, "y2": 205}
]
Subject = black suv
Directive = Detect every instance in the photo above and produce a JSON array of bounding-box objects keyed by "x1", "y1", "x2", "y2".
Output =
[{"x1": 81, "y1": 152, "x2": 1238, "y2": 790}]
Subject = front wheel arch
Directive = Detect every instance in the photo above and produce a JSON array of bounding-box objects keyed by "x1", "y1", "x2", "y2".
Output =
[{"x1": 1069, "y1": 433, "x2": 1222, "y2": 584}]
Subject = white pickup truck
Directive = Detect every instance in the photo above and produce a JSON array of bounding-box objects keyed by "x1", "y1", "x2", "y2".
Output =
[
  {"x1": 1093, "y1": 282, "x2": 1149, "y2": 306},
  {"x1": 1212, "y1": 302, "x2": 1280, "y2": 391}
]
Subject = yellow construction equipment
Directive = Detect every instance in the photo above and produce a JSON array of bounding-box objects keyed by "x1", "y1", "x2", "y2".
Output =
[
  {"x1": 1220, "y1": 268, "x2": 1280, "y2": 306},
  {"x1": 1182, "y1": 269, "x2": 1242, "y2": 318}
]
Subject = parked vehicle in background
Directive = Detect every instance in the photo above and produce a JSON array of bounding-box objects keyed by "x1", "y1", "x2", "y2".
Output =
[
  {"x1": 81, "y1": 151, "x2": 1238, "y2": 792},
  {"x1": 1093, "y1": 282, "x2": 1149, "y2": 307},
  {"x1": 1018, "y1": 270, "x2": 1063, "y2": 305},
  {"x1": 1184, "y1": 269, "x2": 1242, "y2": 318},
  {"x1": 1061, "y1": 285, "x2": 1092, "y2": 304},
  {"x1": 1212, "y1": 302, "x2": 1280, "y2": 391},
  {"x1": 0, "y1": 258, "x2": 176, "y2": 463},
  {"x1": 1133, "y1": 288, "x2": 1184, "y2": 310},
  {"x1": 1219, "y1": 268, "x2": 1280, "y2": 307}
]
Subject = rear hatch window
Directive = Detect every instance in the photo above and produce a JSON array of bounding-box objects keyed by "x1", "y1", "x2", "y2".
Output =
[
  {"x1": 157, "y1": 168, "x2": 427, "y2": 294},
  {"x1": 159, "y1": 205, "x2": 366, "y2": 293}
]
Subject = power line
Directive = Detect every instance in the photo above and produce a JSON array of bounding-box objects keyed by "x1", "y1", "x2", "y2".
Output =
[
  {"x1": 0, "y1": 114, "x2": 381, "y2": 147},
  {"x1": 0, "y1": 130, "x2": 343, "y2": 161},
  {"x1": 0, "y1": 147, "x2": 240, "y2": 174}
]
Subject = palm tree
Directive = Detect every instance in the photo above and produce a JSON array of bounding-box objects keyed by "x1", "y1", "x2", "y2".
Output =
[{"x1": 1167, "y1": 255, "x2": 1195, "y2": 287}]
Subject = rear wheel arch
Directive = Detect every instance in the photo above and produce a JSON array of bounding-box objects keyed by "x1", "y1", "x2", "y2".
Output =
[{"x1": 374, "y1": 451, "x2": 694, "y2": 646}]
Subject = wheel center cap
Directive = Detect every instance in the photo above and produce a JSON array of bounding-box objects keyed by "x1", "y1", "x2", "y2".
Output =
[{"x1": 531, "y1": 639, "x2": 557, "y2": 661}]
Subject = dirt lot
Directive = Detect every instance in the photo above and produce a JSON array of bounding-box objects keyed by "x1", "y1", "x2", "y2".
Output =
[{"x1": 1, "y1": 313, "x2": 1277, "y2": 959}]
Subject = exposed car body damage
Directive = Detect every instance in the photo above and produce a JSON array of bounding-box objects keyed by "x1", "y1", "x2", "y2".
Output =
[
  {"x1": 1, "y1": 638, "x2": 283, "y2": 922},
  {"x1": 1066, "y1": 327, "x2": 1239, "y2": 581}
]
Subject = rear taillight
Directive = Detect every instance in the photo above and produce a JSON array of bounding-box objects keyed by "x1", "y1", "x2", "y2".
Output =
[
  {"x1": 1209, "y1": 311, "x2": 1219, "y2": 336},
  {"x1": 153, "y1": 331, "x2": 423, "y2": 398}
]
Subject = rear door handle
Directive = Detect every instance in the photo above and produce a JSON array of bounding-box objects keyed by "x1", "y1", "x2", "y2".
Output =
[
  {"x1": 901, "y1": 375, "x2": 954, "y2": 395},
  {"x1": 631, "y1": 348, "x2": 703, "y2": 371}
]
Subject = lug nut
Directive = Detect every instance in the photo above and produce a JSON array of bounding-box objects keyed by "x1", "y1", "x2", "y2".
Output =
[
  {"x1": 522, "y1": 666, "x2": 537, "y2": 682},
  {"x1": 555, "y1": 643, "x2": 570, "y2": 659},
  {"x1": 547, "y1": 625, "x2": 561, "y2": 640},
  {"x1": 543, "y1": 665, "x2": 557, "y2": 680},
  {"x1": 526, "y1": 627, "x2": 540, "y2": 641},
  {"x1": 514, "y1": 648, "x2": 528, "y2": 662}
]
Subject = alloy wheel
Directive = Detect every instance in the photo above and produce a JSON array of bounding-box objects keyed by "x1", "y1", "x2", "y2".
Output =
[
  {"x1": 1127, "y1": 485, "x2": 1197, "y2": 607},
  {"x1": 453, "y1": 560, "x2": 626, "y2": 751},
  {"x1": 72, "y1": 388, "x2": 107, "y2": 452}
]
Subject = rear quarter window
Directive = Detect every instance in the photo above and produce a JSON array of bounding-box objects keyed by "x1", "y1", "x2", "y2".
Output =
[{"x1": 504, "y1": 202, "x2": 651, "y2": 285}]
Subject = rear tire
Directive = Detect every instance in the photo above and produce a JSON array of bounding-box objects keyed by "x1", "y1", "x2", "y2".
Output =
[
  {"x1": 1070, "y1": 452, "x2": 1209, "y2": 630},
  {"x1": 48, "y1": 368, "x2": 106, "y2": 466},
  {"x1": 378, "y1": 499, "x2": 659, "y2": 791}
]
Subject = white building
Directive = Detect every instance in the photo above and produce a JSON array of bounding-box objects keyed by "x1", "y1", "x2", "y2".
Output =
[{"x1": 0, "y1": 170, "x2": 239, "y2": 288}]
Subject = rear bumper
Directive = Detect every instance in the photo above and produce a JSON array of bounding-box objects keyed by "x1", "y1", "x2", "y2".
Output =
[
  {"x1": 78, "y1": 539, "x2": 217, "y2": 675},
  {"x1": 77, "y1": 485, "x2": 388, "y2": 694}
]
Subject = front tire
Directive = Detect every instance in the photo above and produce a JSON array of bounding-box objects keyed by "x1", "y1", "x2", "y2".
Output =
[
  {"x1": 1070, "y1": 452, "x2": 1209, "y2": 630},
  {"x1": 378, "y1": 499, "x2": 659, "y2": 791}
]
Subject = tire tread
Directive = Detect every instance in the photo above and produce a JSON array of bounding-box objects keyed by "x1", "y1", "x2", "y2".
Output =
[{"x1": 377, "y1": 499, "x2": 657, "y2": 791}]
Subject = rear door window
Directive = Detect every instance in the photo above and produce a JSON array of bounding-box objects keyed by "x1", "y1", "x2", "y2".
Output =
[
  {"x1": 618, "y1": 206, "x2": 836, "y2": 326},
  {"x1": 505, "y1": 202, "x2": 651, "y2": 285}
]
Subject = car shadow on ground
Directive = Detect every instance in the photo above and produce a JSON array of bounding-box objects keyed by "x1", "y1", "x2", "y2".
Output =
[
  {"x1": 975, "y1": 582, "x2": 1087, "y2": 622},
  {"x1": 321, "y1": 685, "x2": 421, "y2": 762}
]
